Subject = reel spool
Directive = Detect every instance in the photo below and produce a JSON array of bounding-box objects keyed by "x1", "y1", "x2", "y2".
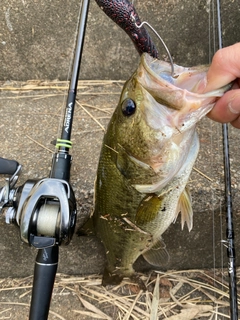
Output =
[
  {"x1": 15, "y1": 178, "x2": 77, "y2": 248},
  {"x1": 37, "y1": 203, "x2": 60, "y2": 237}
]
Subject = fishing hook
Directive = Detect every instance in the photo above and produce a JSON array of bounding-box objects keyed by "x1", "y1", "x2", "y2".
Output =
[
  {"x1": 130, "y1": 13, "x2": 175, "y2": 77},
  {"x1": 216, "y1": 1, "x2": 238, "y2": 319}
]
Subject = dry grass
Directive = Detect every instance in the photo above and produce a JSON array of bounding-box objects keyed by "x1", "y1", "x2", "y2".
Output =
[
  {"x1": 0, "y1": 80, "x2": 125, "y2": 101},
  {"x1": 0, "y1": 269, "x2": 239, "y2": 319}
]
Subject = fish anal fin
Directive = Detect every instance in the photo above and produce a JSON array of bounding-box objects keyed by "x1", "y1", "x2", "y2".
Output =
[
  {"x1": 176, "y1": 187, "x2": 193, "y2": 231},
  {"x1": 143, "y1": 239, "x2": 169, "y2": 267}
]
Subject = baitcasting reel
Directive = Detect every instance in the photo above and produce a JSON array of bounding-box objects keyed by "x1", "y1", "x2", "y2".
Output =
[{"x1": 0, "y1": 157, "x2": 77, "y2": 249}]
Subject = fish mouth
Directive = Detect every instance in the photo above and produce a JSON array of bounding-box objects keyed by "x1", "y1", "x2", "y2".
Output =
[
  {"x1": 142, "y1": 54, "x2": 209, "y2": 93},
  {"x1": 141, "y1": 53, "x2": 230, "y2": 94},
  {"x1": 137, "y1": 53, "x2": 229, "y2": 112},
  {"x1": 135, "y1": 53, "x2": 230, "y2": 130}
]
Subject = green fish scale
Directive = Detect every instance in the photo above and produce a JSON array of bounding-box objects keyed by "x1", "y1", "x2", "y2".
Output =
[{"x1": 93, "y1": 144, "x2": 153, "y2": 276}]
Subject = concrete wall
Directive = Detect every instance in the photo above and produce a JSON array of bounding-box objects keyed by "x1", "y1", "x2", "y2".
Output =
[{"x1": 1, "y1": 0, "x2": 239, "y2": 81}]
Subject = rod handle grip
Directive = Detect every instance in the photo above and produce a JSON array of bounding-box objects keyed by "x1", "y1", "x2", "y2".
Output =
[
  {"x1": 29, "y1": 247, "x2": 58, "y2": 320},
  {"x1": 0, "y1": 157, "x2": 19, "y2": 175}
]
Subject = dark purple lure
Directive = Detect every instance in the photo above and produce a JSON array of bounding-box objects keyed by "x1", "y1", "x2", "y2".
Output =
[{"x1": 95, "y1": 0, "x2": 159, "y2": 58}]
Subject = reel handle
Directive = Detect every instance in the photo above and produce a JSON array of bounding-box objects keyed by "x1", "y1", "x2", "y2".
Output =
[{"x1": 0, "y1": 157, "x2": 19, "y2": 175}]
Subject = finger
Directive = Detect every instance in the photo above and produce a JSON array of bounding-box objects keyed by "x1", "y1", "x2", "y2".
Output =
[
  {"x1": 207, "y1": 89, "x2": 240, "y2": 124},
  {"x1": 204, "y1": 42, "x2": 240, "y2": 92},
  {"x1": 230, "y1": 115, "x2": 240, "y2": 129}
]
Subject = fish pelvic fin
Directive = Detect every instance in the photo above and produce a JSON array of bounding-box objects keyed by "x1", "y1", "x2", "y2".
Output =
[
  {"x1": 143, "y1": 239, "x2": 169, "y2": 267},
  {"x1": 175, "y1": 187, "x2": 193, "y2": 231}
]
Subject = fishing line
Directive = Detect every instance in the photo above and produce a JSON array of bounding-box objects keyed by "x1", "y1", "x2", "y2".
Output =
[
  {"x1": 209, "y1": 0, "x2": 225, "y2": 296},
  {"x1": 207, "y1": 1, "x2": 217, "y2": 292},
  {"x1": 208, "y1": 1, "x2": 237, "y2": 316},
  {"x1": 130, "y1": 0, "x2": 174, "y2": 75},
  {"x1": 208, "y1": 1, "x2": 225, "y2": 301},
  {"x1": 215, "y1": 1, "x2": 238, "y2": 318},
  {"x1": 208, "y1": 0, "x2": 216, "y2": 63},
  {"x1": 130, "y1": 14, "x2": 175, "y2": 76}
]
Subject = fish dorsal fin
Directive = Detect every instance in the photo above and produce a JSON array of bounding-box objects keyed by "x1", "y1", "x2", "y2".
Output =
[
  {"x1": 175, "y1": 187, "x2": 193, "y2": 231},
  {"x1": 143, "y1": 239, "x2": 169, "y2": 267}
]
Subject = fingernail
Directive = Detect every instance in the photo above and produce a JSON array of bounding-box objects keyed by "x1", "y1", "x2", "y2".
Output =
[{"x1": 228, "y1": 95, "x2": 240, "y2": 114}]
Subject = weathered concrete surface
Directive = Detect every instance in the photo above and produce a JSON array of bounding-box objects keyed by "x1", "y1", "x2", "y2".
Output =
[
  {"x1": 0, "y1": 81, "x2": 240, "y2": 278},
  {"x1": 1, "y1": 0, "x2": 240, "y2": 81}
]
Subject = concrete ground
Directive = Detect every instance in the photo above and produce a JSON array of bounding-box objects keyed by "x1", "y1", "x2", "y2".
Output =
[
  {"x1": 0, "y1": 79, "x2": 240, "y2": 319},
  {"x1": 0, "y1": 79, "x2": 240, "y2": 279},
  {"x1": 1, "y1": 1, "x2": 240, "y2": 318}
]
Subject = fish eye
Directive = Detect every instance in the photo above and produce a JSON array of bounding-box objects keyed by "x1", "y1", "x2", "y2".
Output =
[{"x1": 121, "y1": 99, "x2": 136, "y2": 116}]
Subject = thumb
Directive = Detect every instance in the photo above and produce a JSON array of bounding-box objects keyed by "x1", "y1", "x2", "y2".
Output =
[
  {"x1": 207, "y1": 89, "x2": 240, "y2": 127},
  {"x1": 203, "y1": 43, "x2": 240, "y2": 92}
]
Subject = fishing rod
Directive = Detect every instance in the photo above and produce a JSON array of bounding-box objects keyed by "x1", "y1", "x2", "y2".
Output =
[
  {"x1": 0, "y1": 0, "x2": 90, "y2": 318},
  {"x1": 215, "y1": 1, "x2": 238, "y2": 319},
  {"x1": 0, "y1": 0, "x2": 157, "y2": 317}
]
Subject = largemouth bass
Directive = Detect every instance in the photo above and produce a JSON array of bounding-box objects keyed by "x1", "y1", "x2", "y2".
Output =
[{"x1": 93, "y1": 53, "x2": 228, "y2": 286}]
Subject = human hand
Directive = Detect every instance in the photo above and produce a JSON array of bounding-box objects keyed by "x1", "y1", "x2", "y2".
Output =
[{"x1": 203, "y1": 43, "x2": 240, "y2": 128}]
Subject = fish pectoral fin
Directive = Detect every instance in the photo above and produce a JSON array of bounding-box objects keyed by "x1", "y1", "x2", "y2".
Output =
[
  {"x1": 116, "y1": 145, "x2": 156, "y2": 182},
  {"x1": 133, "y1": 179, "x2": 166, "y2": 194},
  {"x1": 143, "y1": 239, "x2": 169, "y2": 267},
  {"x1": 175, "y1": 187, "x2": 193, "y2": 231}
]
